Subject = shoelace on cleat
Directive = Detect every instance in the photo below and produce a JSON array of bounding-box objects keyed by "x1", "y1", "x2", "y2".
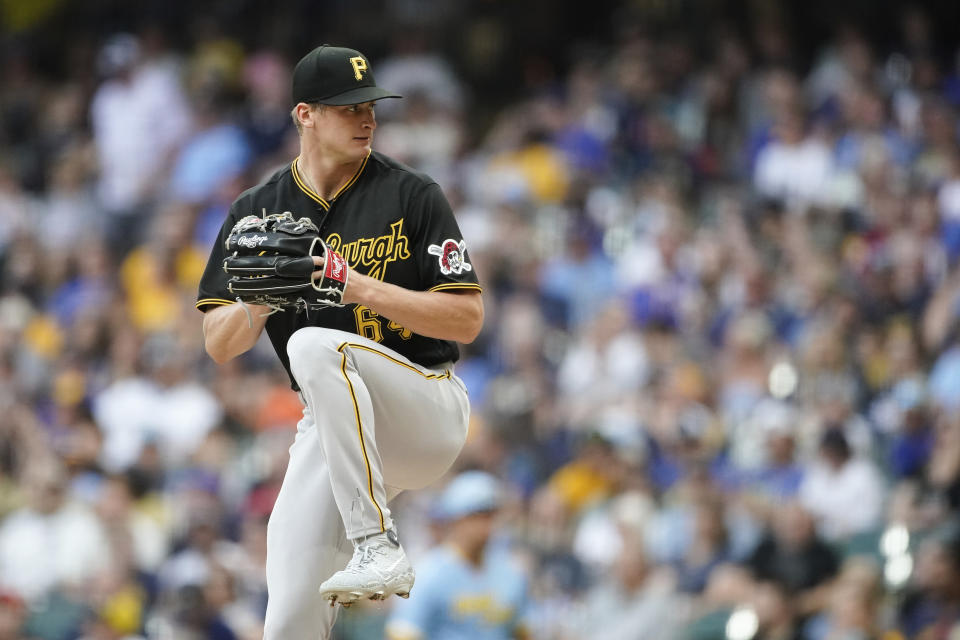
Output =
[{"x1": 345, "y1": 538, "x2": 386, "y2": 573}]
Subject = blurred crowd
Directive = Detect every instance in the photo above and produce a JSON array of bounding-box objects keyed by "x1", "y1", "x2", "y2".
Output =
[{"x1": 3, "y1": 1, "x2": 960, "y2": 639}]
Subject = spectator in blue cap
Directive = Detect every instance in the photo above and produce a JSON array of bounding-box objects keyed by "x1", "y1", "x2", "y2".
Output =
[{"x1": 386, "y1": 471, "x2": 531, "y2": 640}]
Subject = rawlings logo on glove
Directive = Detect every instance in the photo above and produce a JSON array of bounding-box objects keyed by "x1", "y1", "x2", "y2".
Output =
[
  {"x1": 223, "y1": 212, "x2": 349, "y2": 312},
  {"x1": 236, "y1": 234, "x2": 268, "y2": 249}
]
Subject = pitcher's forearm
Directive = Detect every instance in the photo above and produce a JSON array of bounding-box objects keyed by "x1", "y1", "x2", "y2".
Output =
[
  {"x1": 345, "y1": 272, "x2": 483, "y2": 343},
  {"x1": 203, "y1": 303, "x2": 270, "y2": 363}
]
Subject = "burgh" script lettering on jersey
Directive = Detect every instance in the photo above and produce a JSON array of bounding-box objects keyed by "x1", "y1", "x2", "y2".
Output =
[{"x1": 325, "y1": 219, "x2": 410, "y2": 280}]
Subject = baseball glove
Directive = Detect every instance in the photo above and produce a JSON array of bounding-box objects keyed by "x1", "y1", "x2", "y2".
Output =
[{"x1": 223, "y1": 212, "x2": 349, "y2": 312}]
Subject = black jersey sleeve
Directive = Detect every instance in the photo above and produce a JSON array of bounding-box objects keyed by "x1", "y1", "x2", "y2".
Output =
[
  {"x1": 412, "y1": 183, "x2": 482, "y2": 293},
  {"x1": 196, "y1": 201, "x2": 243, "y2": 312}
]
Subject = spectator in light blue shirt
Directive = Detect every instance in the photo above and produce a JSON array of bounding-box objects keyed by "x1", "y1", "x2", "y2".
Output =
[{"x1": 386, "y1": 471, "x2": 531, "y2": 640}]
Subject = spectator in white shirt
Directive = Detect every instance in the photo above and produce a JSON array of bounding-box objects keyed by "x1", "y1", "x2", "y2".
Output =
[
  {"x1": 799, "y1": 429, "x2": 885, "y2": 541},
  {"x1": 0, "y1": 461, "x2": 111, "y2": 601},
  {"x1": 89, "y1": 34, "x2": 192, "y2": 253},
  {"x1": 754, "y1": 109, "x2": 834, "y2": 211}
]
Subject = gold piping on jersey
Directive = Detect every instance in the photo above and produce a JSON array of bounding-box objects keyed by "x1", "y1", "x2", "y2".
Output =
[
  {"x1": 427, "y1": 283, "x2": 483, "y2": 293},
  {"x1": 291, "y1": 157, "x2": 327, "y2": 208},
  {"x1": 291, "y1": 152, "x2": 370, "y2": 210},
  {"x1": 337, "y1": 343, "x2": 386, "y2": 533},
  {"x1": 196, "y1": 298, "x2": 234, "y2": 309},
  {"x1": 331, "y1": 150, "x2": 370, "y2": 200}
]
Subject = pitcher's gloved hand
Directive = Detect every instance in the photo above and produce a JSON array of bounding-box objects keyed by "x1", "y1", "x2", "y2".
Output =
[{"x1": 223, "y1": 212, "x2": 349, "y2": 311}]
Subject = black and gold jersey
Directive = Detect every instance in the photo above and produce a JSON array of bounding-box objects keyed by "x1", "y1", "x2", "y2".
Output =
[{"x1": 197, "y1": 150, "x2": 481, "y2": 387}]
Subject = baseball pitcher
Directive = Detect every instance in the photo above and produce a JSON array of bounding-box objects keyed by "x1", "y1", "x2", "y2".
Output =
[{"x1": 196, "y1": 44, "x2": 482, "y2": 640}]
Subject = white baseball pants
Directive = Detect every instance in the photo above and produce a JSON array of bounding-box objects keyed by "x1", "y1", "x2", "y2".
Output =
[{"x1": 263, "y1": 327, "x2": 470, "y2": 640}]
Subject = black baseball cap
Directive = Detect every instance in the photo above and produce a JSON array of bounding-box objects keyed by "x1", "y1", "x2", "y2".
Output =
[{"x1": 292, "y1": 45, "x2": 402, "y2": 106}]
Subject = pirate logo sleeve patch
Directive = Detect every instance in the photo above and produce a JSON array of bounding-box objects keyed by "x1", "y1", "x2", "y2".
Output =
[{"x1": 427, "y1": 239, "x2": 472, "y2": 276}]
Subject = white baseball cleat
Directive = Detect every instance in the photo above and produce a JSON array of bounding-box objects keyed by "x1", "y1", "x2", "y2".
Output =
[{"x1": 320, "y1": 529, "x2": 415, "y2": 606}]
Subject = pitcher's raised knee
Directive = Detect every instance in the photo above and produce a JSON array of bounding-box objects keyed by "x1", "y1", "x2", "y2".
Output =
[{"x1": 287, "y1": 327, "x2": 344, "y2": 375}]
